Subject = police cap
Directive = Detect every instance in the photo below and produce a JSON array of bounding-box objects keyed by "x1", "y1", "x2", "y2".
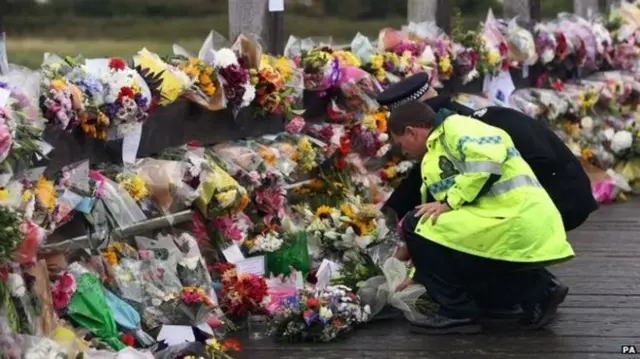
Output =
[{"x1": 376, "y1": 72, "x2": 430, "y2": 110}]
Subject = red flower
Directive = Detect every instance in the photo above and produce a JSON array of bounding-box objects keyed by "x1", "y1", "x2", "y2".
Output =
[
  {"x1": 117, "y1": 87, "x2": 136, "y2": 103},
  {"x1": 108, "y1": 58, "x2": 127, "y2": 71},
  {"x1": 119, "y1": 334, "x2": 135, "y2": 347},
  {"x1": 335, "y1": 156, "x2": 347, "y2": 169},
  {"x1": 207, "y1": 316, "x2": 224, "y2": 329},
  {"x1": 306, "y1": 297, "x2": 320, "y2": 309},
  {"x1": 52, "y1": 289, "x2": 71, "y2": 310},
  {"x1": 222, "y1": 338, "x2": 242, "y2": 352},
  {"x1": 551, "y1": 79, "x2": 564, "y2": 91}
]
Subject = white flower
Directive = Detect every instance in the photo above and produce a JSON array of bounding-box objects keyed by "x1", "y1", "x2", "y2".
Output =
[
  {"x1": 250, "y1": 231, "x2": 284, "y2": 253},
  {"x1": 610, "y1": 130, "x2": 633, "y2": 154},
  {"x1": 602, "y1": 128, "x2": 615, "y2": 141},
  {"x1": 319, "y1": 306, "x2": 333, "y2": 320},
  {"x1": 214, "y1": 48, "x2": 239, "y2": 68},
  {"x1": 241, "y1": 83, "x2": 256, "y2": 107},
  {"x1": 580, "y1": 116, "x2": 594, "y2": 131},
  {"x1": 376, "y1": 143, "x2": 392, "y2": 157},
  {"x1": 397, "y1": 161, "x2": 414, "y2": 174},
  {"x1": 378, "y1": 133, "x2": 389, "y2": 142},
  {"x1": 7, "y1": 273, "x2": 26, "y2": 297}
]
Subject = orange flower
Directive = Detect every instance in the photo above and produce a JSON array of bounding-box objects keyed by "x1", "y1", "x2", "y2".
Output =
[{"x1": 221, "y1": 338, "x2": 242, "y2": 352}]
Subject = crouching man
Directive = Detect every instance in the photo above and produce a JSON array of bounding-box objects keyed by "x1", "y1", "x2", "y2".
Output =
[{"x1": 389, "y1": 100, "x2": 574, "y2": 335}]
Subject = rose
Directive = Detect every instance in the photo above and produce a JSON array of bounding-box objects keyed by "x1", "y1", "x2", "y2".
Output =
[{"x1": 0, "y1": 120, "x2": 13, "y2": 162}]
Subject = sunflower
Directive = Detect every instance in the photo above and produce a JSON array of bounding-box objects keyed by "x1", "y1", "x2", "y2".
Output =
[
  {"x1": 350, "y1": 220, "x2": 369, "y2": 236},
  {"x1": 316, "y1": 205, "x2": 335, "y2": 219},
  {"x1": 35, "y1": 176, "x2": 55, "y2": 210}
]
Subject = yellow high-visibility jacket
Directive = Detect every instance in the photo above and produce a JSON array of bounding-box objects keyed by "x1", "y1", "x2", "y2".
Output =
[{"x1": 416, "y1": 114, "x2": 574, "y2": 264}]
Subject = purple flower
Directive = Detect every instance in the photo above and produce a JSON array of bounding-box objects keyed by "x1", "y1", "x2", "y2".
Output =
[
  {"x1": 135, "y1": 93, "x2": 149, "y2": 109},
  {"x1": 351, "y1": 130, "x2": 380, "y2": 158},
  {"x1": 394, "y1": 41, "x2": 421, "y2": 57}
]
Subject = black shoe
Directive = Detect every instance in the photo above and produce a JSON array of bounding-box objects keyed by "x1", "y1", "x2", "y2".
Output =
[
  {"x1": 520, "y1": 283, "x2": 569, "y2": 330},
  {"x1": 482, "y1": 305, "x2": 524, "y2": 319},
  {"x1": 409, "y1": 314, "x2": 482, "y2": 335}
]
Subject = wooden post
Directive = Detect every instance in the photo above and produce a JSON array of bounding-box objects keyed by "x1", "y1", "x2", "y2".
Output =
[
  {"x1": 407, "y1": 0, "x2": 452, "y2": 34},
  {"x1": 228, "y1": 0, "x2": 284, "y2": 55},
  {"x1": 0, "y1": 0, "x2": 8, "y2": 75},
  {"x1": 574, "y1": 0, "x2": 602, "y2": 18},
  {"x1": 503, "y1": 0, "x2": 541, "y2": 22}
]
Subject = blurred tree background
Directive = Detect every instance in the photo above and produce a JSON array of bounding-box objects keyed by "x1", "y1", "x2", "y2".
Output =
[{"x1": 2, "y1": 0, "x2": 575, "y2": 68}]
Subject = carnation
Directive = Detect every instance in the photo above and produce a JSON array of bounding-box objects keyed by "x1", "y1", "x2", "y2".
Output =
[
  {"x1": 611, "y1": 130, "x2": 633, "y2": 154},
  {"x1": 214, "y1": 48, "x2": 239, "y2": 68}
]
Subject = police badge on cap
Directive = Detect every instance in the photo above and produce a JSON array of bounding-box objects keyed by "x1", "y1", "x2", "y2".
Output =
[{"x1": 376, "y1": 72, "x2": 431, "y2": 109}]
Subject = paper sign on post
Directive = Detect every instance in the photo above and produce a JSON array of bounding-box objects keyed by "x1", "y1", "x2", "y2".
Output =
[
  {"x1": 236, "y1": 256, "x2": 266, "y2": 276},
  {"x1": 222, "y1": 244, "x2": 245, "y2": 264},
  {"x1": 482, "y1": 70, "x2": 516, "y2": 106},
  {"x1": 122, "y1": 123, "x2": 143, "y2": 165},
  {"x1": 268, "y1": 0, "x2": 284, "y2": 12}
]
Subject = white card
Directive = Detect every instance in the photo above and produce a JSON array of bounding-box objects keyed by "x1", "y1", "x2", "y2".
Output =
[
  {"x1": 268, "y1": 0, "x2": 284, "y2": 12},
  {"x1": 222, "y1": 244, "x2": 245, "y2": 264},
  {"x1": 0, "y1": 88, "x2": 10, "y2": 108},
  {"x1": 522, "y1": 65, "x2": 529, "y2": 79},
  {"x1": 122, "y1": 123, "x2": 143, "y2": 165},
  {"x1": 294, "y1": 270, "x2": 304, "y2": 289},
  {"x1": 156, "y1": 325, "x2": 195, "y2": 346},
  {"x1": 34, "y1": 140, "x2": 54, "y2": 161},
  {"x1": 24, "y1": 167, "x2": 46, "y2": 182},
  {"x1": 236, "y1": 256, "x2": 266, "y2": 276},
  {"x1": 315, "y1": 259, "x2": 341, "y2": 289},
  {"x1": 483, "y1": 70, "x2": 515, "y2": 106}
]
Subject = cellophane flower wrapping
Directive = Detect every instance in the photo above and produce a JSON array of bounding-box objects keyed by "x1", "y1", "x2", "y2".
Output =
[
  {"x1": 65, "y1": 263, "x2": 125, "y2": 350},
  {"x1": 505, "y1": 18, "x2": 537, "y2": 65},
  {"x1": 249, "y1": 140, "x2": 297, "y2": 178},
  {"x1": 132, "y1": 48, "x2": 191, "y2": 106},
  {"x1": 296, "y1": 43, "x2": 337, "y2": 91},
  {"x1": 357, "y1": 257, "x2": 429, "y2": 322},
  {"x1": 264, "y1": 275, "x2": 298, "y2": 314},
  {"x1": 336, "y1": 66, "x2": 382, "y2": 113},
  {"x1": 4, "y1": 267, "x2": 39, "y2": 336},
  {"x1": 101, "y1": 241, "x2": 144, "y2": 309},
  {"x1": 172, "y1": 232, "x2": 219, "y2": 306},
  {"x1": 265, "y1": 231, "x2": 311, "y2": 277},
  {"x1": 453, "y1": 93, "x2": 496, "y2": 110},
  {"x1": 91, "y1": 171, "x2": 147, "y2": 228},
  {"x1": 134, "y1": 158, "x2": 193, "y2": 214},
  {"x1": 533, "y1": 23, "x2": 557, "y2": 64},
  {"x1": 5, "y1": 334, "x2": 74, "y2": 359},
  {"x1": 194, "y1": 154, "x2": 249, "y2": 219},
  {"x1": 558, "y1": 13, "x2": 599, "y2": 68},
  {"x1": 212, "y1": 142, "x2": 267, "y2": 175},
  {"x1": 0, "y1": 66, "x2": 46, "y2": 172},
  {"x1": 482, "y1": 9, "x2": 508, "y2": 73},
  {"x1": 103, "y1": 289, "x2": 155, "y2": 347}
]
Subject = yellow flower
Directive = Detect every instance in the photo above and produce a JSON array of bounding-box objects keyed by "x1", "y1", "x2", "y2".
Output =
[
  {"x1": 35, "y1": 176, "x2": 55, "y2": 210},
  {"x1": 370, "y1": 54, "x2": 383, "y2": 69},
  {"x1": 438, "y1": 56, "x2": 452, "y2": 76},
  {"x1": 333, "y1": 50, "x2": 361, "y2": 68},
  {"x1": 487, "y1": 49, "x2": 500, "y2": 65},
  {"x1": 316, "y1": 205, "x2": 335, "y2": 219},
  {"x1": 117, "y1": 173, "x2": 149, "y2": 202},
  {"x1": 581, "y1": 148, "x2": 593, "y2": 161},
  {"x1": 0, "y1": 189, "x2": 8, "y2": 201},
  {"x1": 383, "y1": 167, "x2": 398, "y2": 179},
  {"x1": 50, "y1": 79, "x2": 67, "y2": 91},
  {"x1": 206, "y1": 338, "x2": 221, "y2": 351},
  {"x1": 340, "y1": 203, "x2": 355, "y2": 218},
  {"x1": 21, "y1": 189, "x2": 33, "y2": 205}
]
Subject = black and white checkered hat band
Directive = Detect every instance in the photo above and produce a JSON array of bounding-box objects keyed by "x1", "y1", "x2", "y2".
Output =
[{"x1": 388, "y1": 82, "x2": 431, "y2": 110}]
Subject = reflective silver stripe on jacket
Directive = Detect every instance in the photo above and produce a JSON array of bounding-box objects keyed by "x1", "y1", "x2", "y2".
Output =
[
  {"x1": 485, "y1": 175, "x2": 542, "y2": 197},
  {"x1": 439, "y1": 133, "x2": 501, "y2": 175}
]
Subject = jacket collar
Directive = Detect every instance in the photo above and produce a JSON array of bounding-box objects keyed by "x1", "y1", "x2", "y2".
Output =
[{"x1": 427, "y1": 108, "x2": 454, "y2": 145}]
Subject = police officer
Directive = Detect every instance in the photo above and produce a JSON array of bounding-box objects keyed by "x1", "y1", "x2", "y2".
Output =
[
  {"x1": 378, "y1": 72, "x2": 598, "y2": 231},
  {"x1": 389, "y1": 100, "x2": 574, "y2": 334}
]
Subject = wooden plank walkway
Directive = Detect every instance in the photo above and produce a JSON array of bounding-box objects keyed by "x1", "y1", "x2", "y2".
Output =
[{"x1": 237, "y1": 199, "x2": 640, "y2": 359}]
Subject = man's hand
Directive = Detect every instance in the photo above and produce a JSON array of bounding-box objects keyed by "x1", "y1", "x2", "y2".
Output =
[{"x1": 414, "y1": 201, "x2": 451, "y2": 225}]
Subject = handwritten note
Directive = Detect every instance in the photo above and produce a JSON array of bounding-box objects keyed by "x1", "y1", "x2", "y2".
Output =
[
  {"x1": 268, "y1": 0, "x2": 284, "y2": 12},
  {"x1": 157, "y1": 325, "x2": 195, "y2": 345},
  {"x1": 236, "y1": 256, "x2": 266, "y2": 276},
  {"x1": 482, "y1": 70, "x2": 515, "y2": 106},
  {"x1": 222, "y1": 244, "x2": 245, "y2": 264},
  {"x1": 122, "y1": 123, "x2": 143, "y2": 165},
  {"x1": 0, "y1": 88, "x2": 10, "y2": 108}
]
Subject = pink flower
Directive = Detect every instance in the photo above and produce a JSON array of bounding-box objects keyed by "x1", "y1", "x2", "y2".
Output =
[
  {"x1": 52, "y1": 289, "x2": 71, "y2": 310},
  {"x1": 0, "y1": 120, "x2": 13, "y2": 163},
  {"x1": 285, "y1": 116, "x2": 306, "y2": 134},
  {"x1": 181, "y1": 290, "x2": 202, "y2": 305},
  {"x1": 57, "y1": 272, "x2": 77, "y2": 294},
  {"x1": 138, "y1": 249, "x2": 152, "y2": 260}
]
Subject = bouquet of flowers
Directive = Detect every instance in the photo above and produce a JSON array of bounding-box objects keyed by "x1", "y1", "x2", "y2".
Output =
[
  {"x1": 101, "y1": 241, "x2": 144, "y2": 307},
  {"x1": 214, "y1": 264, "x2": 268, "y2": 319},
  {"x1": 0, "y1": 205, "x2": 23, "y2": 262},
  {"x1": 250, "y1": 54, "x2": 304, "y2": 119},
  {"x1": 83, "y1": 57, "x2": 153, "y2": 138},
  {"x1": 298, "y1": 47, "x2": 337, "y2": 91},
  {"x1": 39, "y1": 55, "x2": 84, "y2": 131},
  {"x1": 266, "y1": 285, "x2": 369, "y2": 342},
  {"x1": 194, "y1": 154, "x2": 249, "y2": 219},
  {"x1": 213, "y1": 48, "x2": 255, "y2": 112}
]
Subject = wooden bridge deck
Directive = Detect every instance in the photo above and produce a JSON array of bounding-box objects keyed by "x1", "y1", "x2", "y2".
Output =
[{"x1": 237, "y1": 199, "x2": 640, "y2": 359}]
